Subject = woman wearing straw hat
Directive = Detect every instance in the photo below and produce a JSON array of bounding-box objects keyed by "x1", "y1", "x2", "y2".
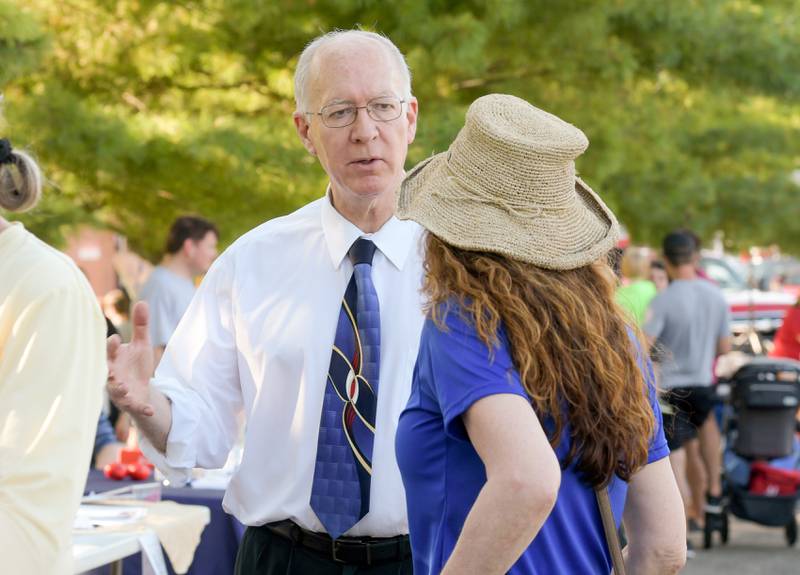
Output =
[
  {"x1": 0, "y1": 138, "x2": 106, "y2": 573},
  {"x1": 394, "y1": 95, "x2": 686, "y2": 574}
]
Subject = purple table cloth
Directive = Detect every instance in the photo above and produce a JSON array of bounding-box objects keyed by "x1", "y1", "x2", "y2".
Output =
[{"x1": 83, "y1": 470, "x2": 245, "y2": 575}]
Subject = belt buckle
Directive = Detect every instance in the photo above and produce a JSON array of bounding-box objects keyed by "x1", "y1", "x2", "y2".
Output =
[{"x1": 331, "y1": 539, "x2": 346, "y2": 564}]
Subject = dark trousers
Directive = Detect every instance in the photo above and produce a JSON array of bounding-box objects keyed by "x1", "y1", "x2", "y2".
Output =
[{"x1": 234, "y1": 526, "x2": 413, "y2": 575}]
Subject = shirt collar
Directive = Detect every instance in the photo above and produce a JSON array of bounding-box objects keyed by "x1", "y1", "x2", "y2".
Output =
[{"x1": 321, "y1": 186, "x2": 420, "y2": 271}]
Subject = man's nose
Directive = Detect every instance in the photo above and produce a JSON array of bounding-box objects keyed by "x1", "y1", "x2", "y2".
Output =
[{"x1": 349, "y1": 108, "x2": 379, "y2": 143}]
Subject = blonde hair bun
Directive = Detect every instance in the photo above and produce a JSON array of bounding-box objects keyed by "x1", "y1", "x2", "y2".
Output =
[{"x1": 0, "y1": 142, "x2": 43, "y2": 213}]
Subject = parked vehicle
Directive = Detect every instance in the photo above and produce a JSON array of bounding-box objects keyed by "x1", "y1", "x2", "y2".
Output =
[
  {"x1": 776, "y1": 267, "x2": 800, "y2": 299},
  {"x1": 753, "y1": 258, "x2": 800, "y2": 299},
  {"x1": 699, "y1": 254, "x2": 796, "y2": 336},
  {"x1": 784, "y1": 282, "x2": 800, "y2": 299}
]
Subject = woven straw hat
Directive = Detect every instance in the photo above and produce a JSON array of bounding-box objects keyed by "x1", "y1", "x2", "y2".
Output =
[{"x1": 397, "y1": 94, "x2": 620, "y2": 270}]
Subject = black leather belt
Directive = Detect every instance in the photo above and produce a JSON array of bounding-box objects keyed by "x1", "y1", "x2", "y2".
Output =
[{"x1": 263, "y1": 520, "x2": 411, "y2": 566}]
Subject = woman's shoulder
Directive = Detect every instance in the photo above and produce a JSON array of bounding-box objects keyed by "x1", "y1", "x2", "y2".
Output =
[
  {"x1": 8, "y1": 227, "x2": 96, "y2": 302},
  {"x1": 426, "y1": 297, "x2": 479, "y2": 336},
  {"x1": 424, "y1": 297, "x2": 510, "y2": 357}
]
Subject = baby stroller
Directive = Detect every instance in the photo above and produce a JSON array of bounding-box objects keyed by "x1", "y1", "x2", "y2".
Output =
[{"x1": 706, "y1": 357, "x2": 800, "y2": 548}]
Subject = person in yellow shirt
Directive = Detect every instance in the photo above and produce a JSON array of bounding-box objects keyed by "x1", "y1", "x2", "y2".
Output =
[{"x1": 0, "y1": 138, "x2": 106, "y2": 574}]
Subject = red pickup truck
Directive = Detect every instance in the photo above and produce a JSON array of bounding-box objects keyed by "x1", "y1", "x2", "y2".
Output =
[{"x1": 698, "y1": 255, "x2": 796, "y2": 336}]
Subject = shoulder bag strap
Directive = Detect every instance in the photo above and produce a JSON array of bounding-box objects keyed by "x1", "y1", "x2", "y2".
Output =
[{"x1": 595, "y1": 487, "x2": 627, "y2": 575}]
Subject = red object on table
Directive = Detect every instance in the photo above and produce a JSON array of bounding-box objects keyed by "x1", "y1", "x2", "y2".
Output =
[
  {"x1": 127, "y1": 463, "x2": 152, "y2": 481},
  {"x1": 749, "y1": 462, "x2": 800, "y2": 496},
  {"x1": 120, "y1": 447, "x2": 143, "y2": 464},
  {"x1": 103, "y1": 462, "x2": 128, "y2": 480},
  {"x1": 111, "y1": 447, "x2": 154, "y2": 480}
]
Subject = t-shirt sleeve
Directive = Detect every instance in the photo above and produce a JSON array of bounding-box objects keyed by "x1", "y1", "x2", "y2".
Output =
[{"x1": 426, "y1": 308, "x2": 529, "y2": 441}]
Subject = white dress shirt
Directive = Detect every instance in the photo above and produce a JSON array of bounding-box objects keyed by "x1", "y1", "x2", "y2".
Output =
[{"x1": 140, "y1": 193, "x2": 426, "y2": 537}]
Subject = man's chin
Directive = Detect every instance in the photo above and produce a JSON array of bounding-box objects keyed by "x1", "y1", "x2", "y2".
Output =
[{"x1": 341, "y1": 176, "x2": 400, "y2": 198}]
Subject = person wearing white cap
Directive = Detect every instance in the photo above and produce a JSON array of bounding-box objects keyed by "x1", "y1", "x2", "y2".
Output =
[{"x1": 395, "y1": 94, "x2": 687, "y2": 575}]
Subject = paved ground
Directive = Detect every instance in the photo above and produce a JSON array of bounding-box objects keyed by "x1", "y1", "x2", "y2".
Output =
[{"x1": 682, "y1": 514, "x2": 800, "y2": 574}]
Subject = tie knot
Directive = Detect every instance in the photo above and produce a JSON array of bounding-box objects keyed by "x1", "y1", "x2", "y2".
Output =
[{"x1": 349, "y1": 238, "x2": 376, "y2": 266}]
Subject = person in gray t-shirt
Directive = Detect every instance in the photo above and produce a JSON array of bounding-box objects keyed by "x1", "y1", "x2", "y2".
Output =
[
  {"x1": 644, "y1": 230, "x2": 731, "y2": 535},
  {"x1": 645, "y1": 278, "x2": 731, "y2": 390},
  {"x1": 139, "y1": 216, "x2": 219, "y2": 365},
  {"x1": 114, "y1": 216, "x2": 219, "y2": 444},
  {"x1": 139, "y1": 266, "x2": 197, "y2": 348}
]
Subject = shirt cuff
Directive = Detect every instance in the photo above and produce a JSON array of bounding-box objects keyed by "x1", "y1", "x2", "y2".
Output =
[
  {"x1": 138, "y1": 376, "x2": 200, "y2": 485},
  {"x1": 647, "y1": 440, "x2": 671, "y2": 464},
  {"x1": 443, "y1": 386, "x2": 530, "y2": 442}
]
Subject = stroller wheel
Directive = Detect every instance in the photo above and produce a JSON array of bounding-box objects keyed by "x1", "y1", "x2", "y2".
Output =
[{"x1": 786, "y1": 519, "x2": 797, "y2": 547}]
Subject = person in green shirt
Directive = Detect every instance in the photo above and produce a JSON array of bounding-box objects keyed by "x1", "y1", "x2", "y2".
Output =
[{"x1": 616, "y1": 246, "x2": 658, "y2": 325}]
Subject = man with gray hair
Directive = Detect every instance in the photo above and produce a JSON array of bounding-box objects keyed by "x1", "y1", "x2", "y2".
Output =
[{"x1": 107, "y1": 29, "x2": 421, "y2": 574}]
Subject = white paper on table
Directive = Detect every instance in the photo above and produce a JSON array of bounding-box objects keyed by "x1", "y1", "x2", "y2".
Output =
[
  {"x1": 139, "y1": 530, "x2": 168, "y2": 575},
  {"x1": 74, "y1": 505, "x2": 148, "y2": 528}
]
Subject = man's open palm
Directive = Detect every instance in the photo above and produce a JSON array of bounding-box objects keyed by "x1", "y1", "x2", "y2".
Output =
[{"x1": 107, "y1": 301, "x2": 156, "y2": 417}]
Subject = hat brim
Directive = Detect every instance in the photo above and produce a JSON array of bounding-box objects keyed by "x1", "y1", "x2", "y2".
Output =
[{"x1": 397, "y1": 152, "x2": 620, "y2": 270}]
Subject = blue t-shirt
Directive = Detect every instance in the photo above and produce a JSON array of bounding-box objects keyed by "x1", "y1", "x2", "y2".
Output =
[{"x1": 395, "y1": 303, "x2": 669, "y2": 575}]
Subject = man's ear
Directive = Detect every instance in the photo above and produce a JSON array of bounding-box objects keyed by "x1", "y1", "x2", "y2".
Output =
[
  {"x1": 293, "y1": 113, "x2": 317, "y2": 156},
  {"x1": 181, "y1": 237, "x2": 196, "y2": 257},
  {"x1": 405, "y1": 98, "x2": 419, "y2": 145}
]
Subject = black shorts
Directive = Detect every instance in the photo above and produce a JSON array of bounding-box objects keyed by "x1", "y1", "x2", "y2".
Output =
[{"x1": 660, "y1": 386, "x2": 718, "y2": 451}]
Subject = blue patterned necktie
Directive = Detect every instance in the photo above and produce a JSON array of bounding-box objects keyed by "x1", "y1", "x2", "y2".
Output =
[{"x1": 310, "y1": 238, "x2": 381, "y2": 539}]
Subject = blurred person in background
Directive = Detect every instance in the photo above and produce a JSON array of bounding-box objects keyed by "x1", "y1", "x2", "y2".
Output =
[
  {"x1": 103, "y1": 286, "x2": 132, "y2": 343},
  {"x1": 138, "y1": 215, "x2": 218, "y2": 367},
  {"x1": 680, "y1": 229, "x2": 722, "y2": 530},
  {"x1": 396, "y1": 95, "x2": 685, "y2": 575},
  {"x1": 650, "y1": 259, "x2": 669, "y2": 292},
  {"x1": 102, "y1": 287, "x2": 133, "y2": 440},
  {"x1": 0, "y1": 137, "x2": 106, "y2": 574},
  {"x1": 644, "y1": 230, "x2": 731, "y2": 540},
  {"x1": 93, "y1": 318, "x2": 126, "y2": 467},
  {"x1": 649, "y1": 238, "x2": 722, "y2": 535},
  {"x1": 769, "y1": 299, "x2": 800, "y2": 361},
  {"x1": 92, "y1": 411, "x2": 124, "y2": 469},
  {"x1": 118, "y1": 216, "x2": 218, "y2": 443},
  {"x1": 616, "y1": 246, "x2": 658, "y2": 326},
  {"x1": 683, "y1": 229, "x2": 713, "y2": 283}
]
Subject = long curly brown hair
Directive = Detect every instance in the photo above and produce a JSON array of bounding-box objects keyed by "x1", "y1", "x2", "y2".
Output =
[{"x1": 424, "y1": 233, "x2": 655, "y2": 487}]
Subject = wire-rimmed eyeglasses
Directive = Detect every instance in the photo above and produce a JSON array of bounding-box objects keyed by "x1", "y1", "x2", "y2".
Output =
[{"x1": 306, "y1": 96, "x2": 406, "y2": 128}]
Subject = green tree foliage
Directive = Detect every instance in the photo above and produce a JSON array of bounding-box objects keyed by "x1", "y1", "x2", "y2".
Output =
[{"x1": 2, "y1": 0, "x2": 799, "y2": 257}]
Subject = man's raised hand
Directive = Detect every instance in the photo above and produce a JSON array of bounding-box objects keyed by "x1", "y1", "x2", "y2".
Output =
[{"x1": 107, "y1": 301, "x2": 156, "y2": 418}]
